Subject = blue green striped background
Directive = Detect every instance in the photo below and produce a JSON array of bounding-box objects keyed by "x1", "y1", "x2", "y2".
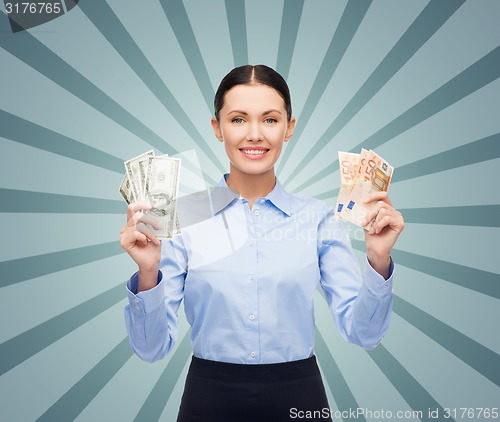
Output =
[{"x1": 0, "y1": 1, "x2": 499, "y2": 421}]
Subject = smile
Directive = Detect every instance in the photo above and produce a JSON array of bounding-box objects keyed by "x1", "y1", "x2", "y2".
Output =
[
  {"x1": 239, "y1": 148, "x2": 270, "y2": 160},
  {"x1": 240, "y1": 149, "x2": 268, "y2": 155}
]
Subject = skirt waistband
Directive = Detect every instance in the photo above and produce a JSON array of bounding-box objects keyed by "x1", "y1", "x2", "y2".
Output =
[{"x1": 189, "y1": 355, "x2": 319, "y2": 383}]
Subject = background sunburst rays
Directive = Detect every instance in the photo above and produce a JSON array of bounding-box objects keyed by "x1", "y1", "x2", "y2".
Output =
[{"x1": 0, "y1": 0, "x2": 499, "y2": 421}]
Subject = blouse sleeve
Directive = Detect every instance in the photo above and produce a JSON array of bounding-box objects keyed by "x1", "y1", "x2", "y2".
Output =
[
  {"x1": 317, "y1": 209, "x2": 394, "y2": 350},
  {"x1": 123, "y1": 235, "x2": 187, "y2": 362}
]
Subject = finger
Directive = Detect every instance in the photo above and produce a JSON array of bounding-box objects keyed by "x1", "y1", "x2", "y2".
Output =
[
  {"x1": 127, "y1": 202, "x2": 151, "y2": 221},
  {"x1": 362, "y1": 191, "x2": 393, "y2": 207},
  {"x1": 136, "y1": 222, "x2": 154, "y2": 235},
  {"x1": 371, "y1": 210, "x2": 404, "y2": 235},
  {"x1": 367, "y1": 206, "x2": 387, "y2": 234},
  {"x1": 361, "y1": 201, "x2": 392, "y2": 227},
  {"x1": 121, "y1": 229, "x2": 148, "y2": 249},
  {"x1": 134, "y1": 230, "x2": 149, "y2": 247},
  {"x1": 131, "y1": 210, "x2": 146, "y2": 226},
  {"x1": 137, "y1": 213, "x2": 163, "y2": 229},
  {"x1": 143, "y1": 231, "x2": 161, "y2": 246},
  {"x1": 130, "y1": 226, "x2": 160, "y2": 246},
  {"x1": 373, "y1": 214, "x2": 391, "y2": 235}
]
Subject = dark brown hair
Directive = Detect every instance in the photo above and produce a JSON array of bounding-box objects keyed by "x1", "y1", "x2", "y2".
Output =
[{"x1": 214, "y1": 65, "x2": 292, "y2": 122}]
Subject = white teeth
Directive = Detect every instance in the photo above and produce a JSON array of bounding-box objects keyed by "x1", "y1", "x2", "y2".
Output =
[{"x1": 242, "y1": 149, "x2": 266, "y2": 155}]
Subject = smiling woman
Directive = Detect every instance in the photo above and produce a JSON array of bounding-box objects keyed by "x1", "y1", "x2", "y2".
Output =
[
  {"x1": 120, "y1": 64, "x2": 404, "y2": 421},
  {"x1": 211, "y1": 80, "x2": 295, "y2": 208}
]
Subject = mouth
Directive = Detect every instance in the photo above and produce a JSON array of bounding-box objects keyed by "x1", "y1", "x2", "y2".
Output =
[{"x1": 239, "y1": 147, "x2": 270, "y2": 159}]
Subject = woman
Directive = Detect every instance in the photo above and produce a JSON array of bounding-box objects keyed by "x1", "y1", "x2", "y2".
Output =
[{"x1": 121, "y1": 65, "x2": 404, "y2": 421}]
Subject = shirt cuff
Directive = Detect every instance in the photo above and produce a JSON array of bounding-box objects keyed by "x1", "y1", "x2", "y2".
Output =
[
  {"x1": 363, "y1": 257, "x2": 394, "y2": 294},
  {"x1": 126, "y1": 270, "x2": 165, "y2": 314}
]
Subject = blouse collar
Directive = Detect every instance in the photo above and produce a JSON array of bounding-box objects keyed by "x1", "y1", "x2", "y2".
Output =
[{"x1": 214, "y1": 173, "x2": 292, "y2": 217}]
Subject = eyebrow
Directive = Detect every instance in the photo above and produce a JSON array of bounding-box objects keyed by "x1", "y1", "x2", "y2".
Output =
[{"x1": 228, "y1": 109, "x2": 282, "y2": 116}]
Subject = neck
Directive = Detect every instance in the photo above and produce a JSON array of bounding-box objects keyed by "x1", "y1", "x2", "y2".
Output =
[{"x1": 226, "y1": 165, "x2": 276, "y2": 209}]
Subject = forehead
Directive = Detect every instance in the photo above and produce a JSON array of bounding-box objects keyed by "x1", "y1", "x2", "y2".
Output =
[{"x1": 222, "y1": 84, "x2": 285, "y2": 112}]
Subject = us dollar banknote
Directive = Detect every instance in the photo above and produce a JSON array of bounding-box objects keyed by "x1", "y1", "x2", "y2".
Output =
[
  {"x1": 119, "y1": 174, "x2": 136, "y2": 205},
  {"x1": 124, "y1": 150, "x2": 154, "y2": 200},
  {"x1": 143, "y1": 156, "x2": 181, "y2": 239},
  {"x1": 120, "y1": 150, "x2": 182, "y2": 238},
  {"x1": 339, "y1": 149, "x2": 393, "y2": 230}
]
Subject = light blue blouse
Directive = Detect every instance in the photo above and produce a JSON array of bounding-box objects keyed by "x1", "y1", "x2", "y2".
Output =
[{"x1": 124, "y1": 175, "x2": 394, "y2": 364}]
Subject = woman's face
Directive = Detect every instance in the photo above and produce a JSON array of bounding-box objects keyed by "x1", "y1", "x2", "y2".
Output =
[{"x1": 211, "y1": 84, "x2": 295, "y2": 178}]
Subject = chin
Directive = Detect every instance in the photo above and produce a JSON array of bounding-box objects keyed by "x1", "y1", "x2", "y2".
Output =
[{"x1": 231, "y1": 162, "x2": 275, "y2": 176}]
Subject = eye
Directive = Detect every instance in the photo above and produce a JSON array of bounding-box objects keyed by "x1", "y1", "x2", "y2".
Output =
[
  {"x1": 265, "y1": 118, "x2": 277, "y2": 124},
  {"x1": 232, "y1": 118, "x2": 244, "y2": 124}
]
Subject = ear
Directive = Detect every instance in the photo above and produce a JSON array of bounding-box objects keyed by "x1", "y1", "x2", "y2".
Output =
[
  {"x1": 211, "y1": 118, "x2": 224, "y2": 143},
  {"x1": 284, "y1": 117, "x2": 296, "y2": 143}
]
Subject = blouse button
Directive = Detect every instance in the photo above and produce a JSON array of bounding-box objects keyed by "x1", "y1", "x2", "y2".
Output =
[
  {"x1": 251, "y1": 352, "x2": 256, "y2": 358},
  {"x1": 260, "y1": 199, "x2": 265, "y2": 204},
  {"x1": 249, "y1": 274, "x2": 254, "y2": 280},
  {"x1": 249, "y1": 315, "x2": 255, "y2": 320},
  {"x1": 254, "y1": 210, "x2": 260, "y2": 216},
  {"x1": 248, "y1": 241, "x2": 254, "y2": 247}
]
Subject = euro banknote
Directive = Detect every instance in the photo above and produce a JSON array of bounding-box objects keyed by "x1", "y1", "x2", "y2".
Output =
[
  {"x1": 336, "y1": 149, "x2": 393, "y2": 230},
  {"x1": 335, "y1": 151, "x2": 361, "y2": 219}
]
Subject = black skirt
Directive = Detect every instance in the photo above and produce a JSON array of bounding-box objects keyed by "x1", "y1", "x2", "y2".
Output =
[{"x1": 177, "y1": 355, "x2": 332, "y2": 422}]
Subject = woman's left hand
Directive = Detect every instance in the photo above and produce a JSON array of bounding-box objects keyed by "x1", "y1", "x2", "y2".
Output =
[{"x1": 361, "y1": 191, "x2": 404, "y2": 276}]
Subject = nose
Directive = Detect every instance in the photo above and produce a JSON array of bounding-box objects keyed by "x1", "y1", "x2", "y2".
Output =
[{"x1": 246, "y1": 121, "x2": 263, "y2": 142}]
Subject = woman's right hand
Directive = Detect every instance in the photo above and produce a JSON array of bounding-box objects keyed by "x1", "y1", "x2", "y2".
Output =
[{"x1": 120, "y1": 202, "x2": 162, "y2": 291}]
